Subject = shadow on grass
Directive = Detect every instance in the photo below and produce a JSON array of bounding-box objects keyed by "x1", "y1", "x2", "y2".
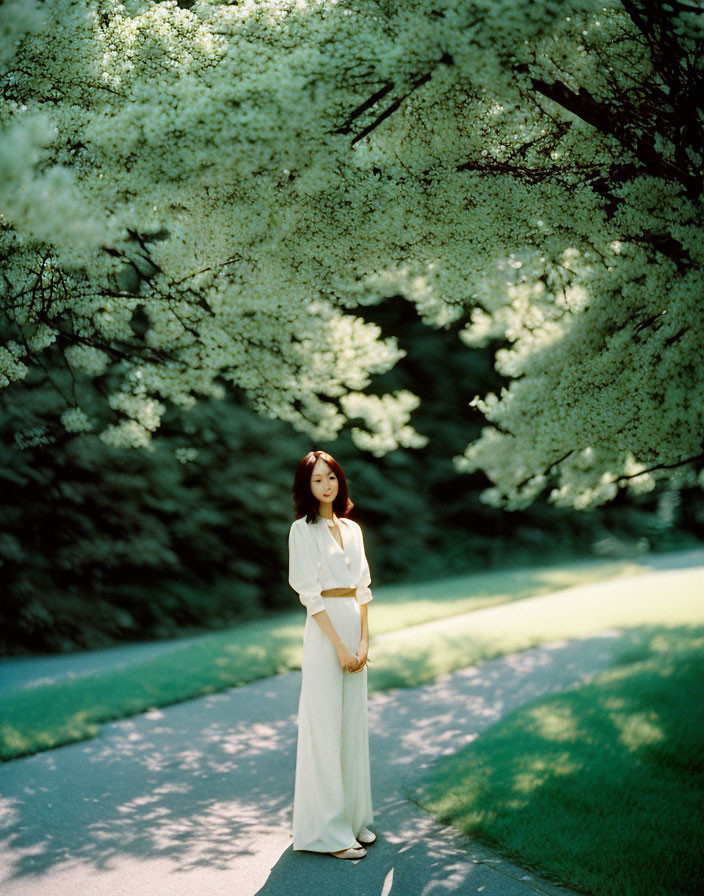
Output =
[{"x1": 408, "y1": 624, "x2": 704, "y2": 896}]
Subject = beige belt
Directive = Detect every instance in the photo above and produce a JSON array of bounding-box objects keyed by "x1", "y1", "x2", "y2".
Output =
[{"x1": 321, "y1": 587, "x2": 357, "y2": 597}]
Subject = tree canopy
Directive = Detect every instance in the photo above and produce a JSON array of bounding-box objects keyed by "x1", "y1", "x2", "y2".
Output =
[{"x1": 2, "y1": 0, "x2": 702, "y2": 509}]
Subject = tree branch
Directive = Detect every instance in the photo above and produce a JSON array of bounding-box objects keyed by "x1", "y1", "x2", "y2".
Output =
[
  {"x1": 341, "y1": 52, "x2": 453, "y2": 149},
  {"x1": 614, "y1": 450, "x2": 704, "y2": 483},
  {"x1": 332, "y1": 81, "x2": 395, "y2": 134},
  {"x1": 526, "y1": 75, "x2": 701, "y2": 196}
]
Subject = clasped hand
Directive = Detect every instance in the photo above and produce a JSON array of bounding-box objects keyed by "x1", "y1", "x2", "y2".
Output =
[{"x1": 337, "y1": 640, "x2": 368, "y2": 673}]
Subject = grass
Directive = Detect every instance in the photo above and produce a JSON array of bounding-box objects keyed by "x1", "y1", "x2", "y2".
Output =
[
  {"x1": 410, "y1": 626, "x2": 704, "y2": 896},
  {"x1": 1, "y1": 555, "x2": 701, "y2": 763},
  {"x1": 364, "y1": 564, "x2": 703, "y2": 692}
]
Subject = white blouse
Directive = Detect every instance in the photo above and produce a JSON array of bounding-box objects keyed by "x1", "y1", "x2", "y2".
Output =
[{"x1": 288, "y1": 513, "x2": 374, "y2": 617}]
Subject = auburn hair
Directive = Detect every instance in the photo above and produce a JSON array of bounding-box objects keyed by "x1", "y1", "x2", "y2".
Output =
[{"x1": 291, "y1": 450, "x2": 354, "y2": 523}]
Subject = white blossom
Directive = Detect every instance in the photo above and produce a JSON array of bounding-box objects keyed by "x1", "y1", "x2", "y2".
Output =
[
  {"x1": 0, "y1": 0, "x2": 701, "y2": 508},
  {"x1": 64, "y1": 344, "x2": 111, "y2": 376},
  {"x1": 340, "y1": 390, "x2": 429, "y2": 456},
  {"x1": 60, "y1": 406, "x2": 95, "y2": 432}
]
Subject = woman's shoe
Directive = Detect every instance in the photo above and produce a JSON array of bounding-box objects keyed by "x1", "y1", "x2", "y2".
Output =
[
  {"x1": 356, "y1": 828, "x2": 376, "y2": 844},
  {"x1": 331, "y1": 845, "x2": 367, "y2": 859}
]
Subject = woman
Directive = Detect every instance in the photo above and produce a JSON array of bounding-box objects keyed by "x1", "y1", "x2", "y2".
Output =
[{"x1": 288, "y1": 450, "x2": 375, "y2": 860}]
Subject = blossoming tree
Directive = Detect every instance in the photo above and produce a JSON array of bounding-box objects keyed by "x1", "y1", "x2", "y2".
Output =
[{"x1": 1, "y1": 0, "x2": 702, "y2": 509}]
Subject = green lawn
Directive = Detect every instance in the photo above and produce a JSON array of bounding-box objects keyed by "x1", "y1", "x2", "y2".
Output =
[
  {"x1": 410, "y1": 626, "x2": 704, "y2": 896},
  {"x1": 365, "y1": 564, "x2": 703, "y2": 692},
  {"x1": 1, "y1": 555, "x2": 700, "y2": 763}
]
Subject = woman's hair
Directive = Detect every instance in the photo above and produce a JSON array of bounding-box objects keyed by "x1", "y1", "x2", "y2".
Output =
[{"x1": 292, "y1": 450, "x2": 354, "y2": 523}]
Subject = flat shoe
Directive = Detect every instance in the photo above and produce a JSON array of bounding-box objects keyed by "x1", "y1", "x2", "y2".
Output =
[
  {"x1": 356, "y1": 828, "x2": 376, "y2": 844},
  {"x1": 331, "y1": 846, "x2": 366, "y2": 860}
]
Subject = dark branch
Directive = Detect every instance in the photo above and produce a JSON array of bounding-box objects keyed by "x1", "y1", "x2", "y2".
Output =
[
  {"x1": 332, "y1": 81, "x2": 395, "y2": 134},
  {"x1": 614, "y1": 450, "x2": 704, "y2": 483},
  {"x1": 527, "y1": 75, "x2": 701, "y2": 196},
  {"x1": 342, "y1": 52, "x2": 454, "y2": 149}
]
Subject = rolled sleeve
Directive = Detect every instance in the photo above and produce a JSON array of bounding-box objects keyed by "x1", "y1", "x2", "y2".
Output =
[
  {"x1": 288, "y1": 522, "x2": 325, "y2": 617},
  {"x1": 356, "y1": 534, "x2": 373, "y2": 607}
]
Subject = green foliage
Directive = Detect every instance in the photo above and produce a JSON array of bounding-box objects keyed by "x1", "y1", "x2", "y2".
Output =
[
  {"x1": 2, "y1": 294, "x2": 703, "y2": 653},
  {"x1": 0, "y1": 351, "x2": 300, "y2": 651}
]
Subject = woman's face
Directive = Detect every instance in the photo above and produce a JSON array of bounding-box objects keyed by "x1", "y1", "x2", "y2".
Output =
[{"x1": 310, "y1": 458, "x2": 338, "y2": 508}]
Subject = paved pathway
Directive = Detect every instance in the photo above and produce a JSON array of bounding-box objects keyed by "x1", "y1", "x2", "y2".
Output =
[{"x1": 0, "y1": 626, "x2": 635, "y2": 896}]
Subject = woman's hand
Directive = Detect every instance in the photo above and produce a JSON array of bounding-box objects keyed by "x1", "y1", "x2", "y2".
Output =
[
  {"x1": 349, "y1": 639, "x2": 369, "y2": 673},
  {"x1": 336, "y1": 643, "x2": 359, "y2": 671}
]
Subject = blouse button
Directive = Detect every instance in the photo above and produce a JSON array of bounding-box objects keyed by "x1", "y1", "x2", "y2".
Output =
[{"x1": 345, "y1": 557, "x2": 350, "y2": 567}]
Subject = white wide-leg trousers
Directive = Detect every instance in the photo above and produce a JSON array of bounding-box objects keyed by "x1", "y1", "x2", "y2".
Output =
[{"x1": 292, "y1": 596, "x2": 374, "y2": 852}]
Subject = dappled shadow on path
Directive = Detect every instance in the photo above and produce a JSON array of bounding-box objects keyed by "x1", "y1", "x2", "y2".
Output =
[
  {"x1": 1, "y1": 625, "x2": 679, "y2": 895},
  {"x1": 255, "y1": 803, "x2": 552, "y2": 896},
  {"x1": 0, "y1": 673, "x2": 301, "y2": 884}
]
